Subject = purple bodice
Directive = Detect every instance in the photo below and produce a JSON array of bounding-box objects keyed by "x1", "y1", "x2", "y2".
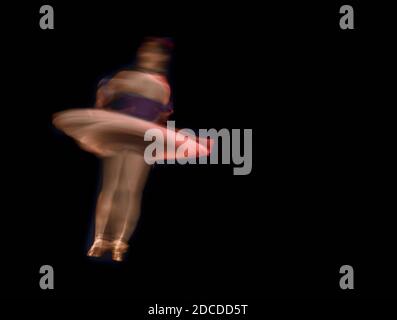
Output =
[{"x1": 106, "y1": 93, "x2": 172, "y2": 121}]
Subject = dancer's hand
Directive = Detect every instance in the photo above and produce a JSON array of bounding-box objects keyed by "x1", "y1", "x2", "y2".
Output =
[{"x1": 156, "y1": 110, "x2": 173, "y2": 125}]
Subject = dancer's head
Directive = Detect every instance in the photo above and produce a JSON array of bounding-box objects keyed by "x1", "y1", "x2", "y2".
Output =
[{"x1": 136, "y1": 37, "x2": 173, "y2": 74}]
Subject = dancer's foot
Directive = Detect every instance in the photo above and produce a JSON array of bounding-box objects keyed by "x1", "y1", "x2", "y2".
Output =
[
  {"x1": 87, "y1": 238, "x2": 112, "y2": 257},
  {"x1": 111, "y1": 239, "x2": 129, "y2": 262}
]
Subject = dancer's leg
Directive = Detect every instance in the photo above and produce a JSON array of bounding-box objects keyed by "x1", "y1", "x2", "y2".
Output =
[
  {"x1": 94, "y1": 155, "x2": 124, "y2": 240},
  {"x1": 112, "y1": 151, "x2": 151, "y2": 243}
]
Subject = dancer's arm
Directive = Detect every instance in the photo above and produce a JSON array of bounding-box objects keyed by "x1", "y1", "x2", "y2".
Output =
[
  {"x1": 95, "y1": 74, "x2": 127, "y2": 108},
  {"x1": 95, "y1": 77, "x2": 114, "y2": 108},
  {"x1": 95, "y1": 86, "x2": 107, "y2": 108},
  {"x1": 153, "y1": 77, "x2": 173, "y2": 124}
]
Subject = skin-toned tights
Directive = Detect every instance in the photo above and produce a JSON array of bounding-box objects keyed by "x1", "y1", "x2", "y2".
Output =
[{"x1": 94, "y1": 150, "x2": 151, "y2": 243}]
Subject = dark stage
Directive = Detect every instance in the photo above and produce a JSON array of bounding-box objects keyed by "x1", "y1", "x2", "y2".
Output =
[{"x1": 2, "y1": 0, "x2": 396, "y2": 305}]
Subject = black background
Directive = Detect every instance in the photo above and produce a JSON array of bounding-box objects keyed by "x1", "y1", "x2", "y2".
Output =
[{"x1": 3, "y1": 0, "x2": 396, "y2": 303}]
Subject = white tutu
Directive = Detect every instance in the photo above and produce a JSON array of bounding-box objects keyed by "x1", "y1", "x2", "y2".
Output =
[{"x1": 53, "y1": 108, "x2": 213, "y2": 161}]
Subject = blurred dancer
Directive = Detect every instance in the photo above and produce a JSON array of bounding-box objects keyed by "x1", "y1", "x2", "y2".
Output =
[
  {"x1": 88, "y1": 39, "x2": 171, "y2": 261},
  {"x1": 53, "y1": 38, "x2": 212, "y2": 262},
  {"x1": 87, "y1": 38, "x2": 173, "y2": 261}
]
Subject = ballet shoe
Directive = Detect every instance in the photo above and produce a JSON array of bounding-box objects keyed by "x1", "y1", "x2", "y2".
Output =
[
  {"x1": 87, "y1": 238, "x2": 112, "y2": 258},
  {"x1": 111, "y1": 240, "x2": 129, "y2": 262}
]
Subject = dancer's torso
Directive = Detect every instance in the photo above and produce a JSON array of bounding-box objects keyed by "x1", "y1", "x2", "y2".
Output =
[{"x1": 99, "y1": 70, "x2": 172, "y2": 121}]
